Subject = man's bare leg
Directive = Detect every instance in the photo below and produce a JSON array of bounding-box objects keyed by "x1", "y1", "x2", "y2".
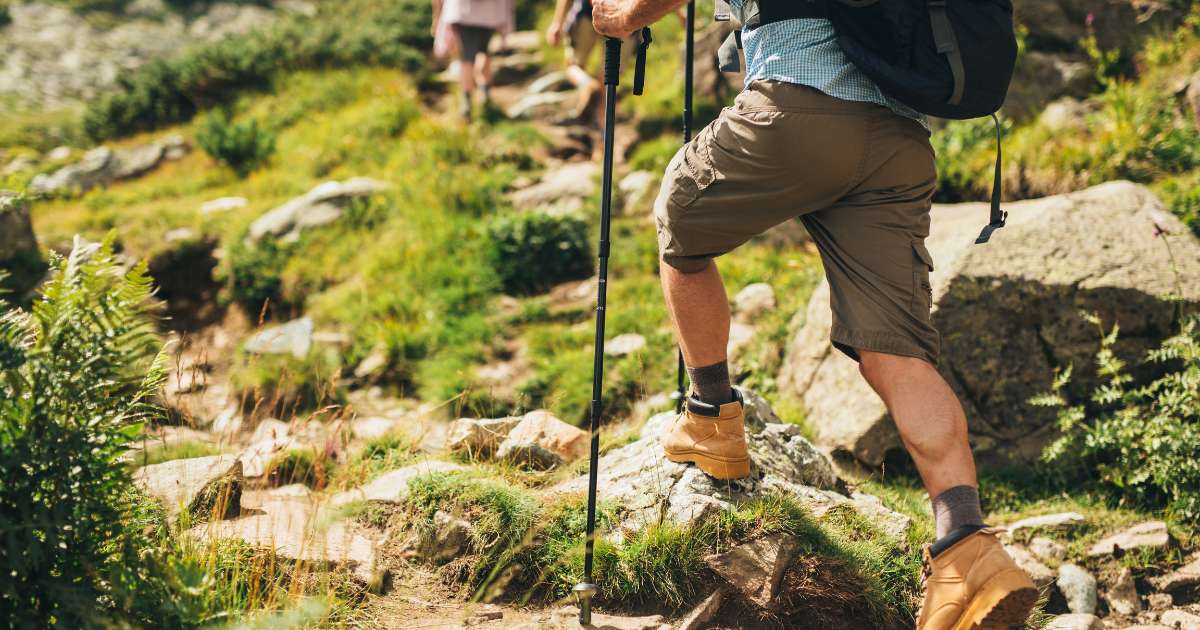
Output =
[
  {"x1": 858, "y1": 351, "x2": 982, "y2": 536},
  {"x1": 660, "y1": 260, "x2": 729, "y2": 368}
]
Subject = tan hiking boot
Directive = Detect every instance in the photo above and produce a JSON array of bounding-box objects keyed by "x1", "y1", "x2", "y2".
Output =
[
  {"x1": 661, "y1": 390, "x2": 751, "y2": 480},
  {"x1": 916, "y1": 527, "x2": 1038, "y2": 630}
]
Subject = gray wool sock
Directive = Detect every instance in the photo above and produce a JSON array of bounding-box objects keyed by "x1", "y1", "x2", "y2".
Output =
[
  {"x1": 931, "y1": 485, "x2": 985, "y2": 540},
  {"x1": 687, "y1": 360, "x2": 734, "y2": 406}
]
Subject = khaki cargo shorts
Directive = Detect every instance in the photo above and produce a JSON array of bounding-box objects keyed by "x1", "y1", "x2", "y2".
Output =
[{"x1": 654, "y1": 80, "x2": 940, "y2": 364}]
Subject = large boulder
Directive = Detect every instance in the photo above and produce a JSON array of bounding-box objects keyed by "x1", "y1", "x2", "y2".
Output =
[
  {"x1": 508, "y1": 162, "x2": 597, "y2": 215},
  {"x1": 248, "y1": 178, "x2": 387, "y2": 242},
  {"x1": 496, "y1": 410, "x2": 588, "y2": 470},
  {"x1": 783, "y1": 182, "x2": 1200, "y2": 467},
  {"x1": 547, "y1": 389, "x2": 910, "y2": 539},
  {"x1": 133, "y1": 454, "x2": 243, "y2": 522},
  {"x1": 1003, "y1": 51, "x2": 1093, "y2": 121},
  {"x1": 28, "y1": 135, "x2": 189, "y2": 194},
  {"x1": 0, "y1": 191, "x2": 43, "y2": 294}
]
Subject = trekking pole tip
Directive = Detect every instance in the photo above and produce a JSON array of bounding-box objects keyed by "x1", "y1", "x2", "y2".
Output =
[{"x1": 574, "y1": 582, "x2": 598, "y2": 625}]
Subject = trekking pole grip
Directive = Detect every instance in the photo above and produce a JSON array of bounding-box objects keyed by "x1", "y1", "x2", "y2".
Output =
[{"x1": 603, "y1": 37, "x2": 623, "y2": 87}]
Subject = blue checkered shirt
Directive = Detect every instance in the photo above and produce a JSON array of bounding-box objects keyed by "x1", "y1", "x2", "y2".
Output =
[{"x1": 731, "y1": 2, "x2": 928, "y2": 127}]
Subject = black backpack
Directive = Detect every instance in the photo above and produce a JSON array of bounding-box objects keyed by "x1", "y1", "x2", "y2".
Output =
[{"x1": 728, "y1": 0, "x2": 1018, "y2": 243}]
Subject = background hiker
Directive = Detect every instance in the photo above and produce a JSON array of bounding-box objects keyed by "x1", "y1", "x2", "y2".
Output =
[
  {"x1": 594, "y1": 1, "x2": 1038, "y2": 628},
  {"x1": 432, "y1": 0, "x2": 516, "y2": 120}
]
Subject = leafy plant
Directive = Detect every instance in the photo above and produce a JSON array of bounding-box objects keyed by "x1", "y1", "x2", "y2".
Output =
[
  {"x1": 0, "y1": 236, "x2": 165, "y2": 624},
  {"x1": 196, "y1": 110, "x2": 276, "y2": 177},
  {"x1": 1035, "y1": 312, "x2": 1200, "y2": 522},
  {"x1": 485, "y1": 212, "x2": 592, "y2": 295}
]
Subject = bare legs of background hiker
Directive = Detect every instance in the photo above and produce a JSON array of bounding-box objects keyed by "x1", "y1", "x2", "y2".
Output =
[
  {"x1": 660, "y1": 261, "x2": 980, "y2": 515},
  {"x1": 457, "y1": 53, "x2": 494, "y2": 119}
]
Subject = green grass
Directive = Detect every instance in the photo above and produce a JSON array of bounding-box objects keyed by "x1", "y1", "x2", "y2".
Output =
[
  {"x1": 263, "y1": 447, "x2": 330, "y2": 488},
  {"x1": 332, "y1": 429, "x2": 419, "y2": 489},
  {"x1": 137, "y1": 439, "x2": 226, "y2": 466}
]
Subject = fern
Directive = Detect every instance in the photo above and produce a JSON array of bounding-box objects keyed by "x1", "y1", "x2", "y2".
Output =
[{"x1": 0, "y1": 235, "x2": 166, "y2": 625}]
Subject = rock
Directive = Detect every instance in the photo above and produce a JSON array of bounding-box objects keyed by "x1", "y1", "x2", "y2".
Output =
[
  {"x1": 727, "y1": 321, "x2": 756, "y2": 366},
  {"x1": 526, "y1": 70, "x2": 572, "y2": 95},
  {"x1": 250, "y1": 418, "x2": 291, "y2": 445},
  {"x1": 0, "y1": 191, "x2": 39, "y2": 264},
  {"x1": 199, "y1": 196, "x2": 248, "y2": 215},
  {"x1": 243, "y1": 317, "x2": 314, "y2": 359},
  {"x1": 46, "y1": 146, "x2": 72, "y2": 161},
  {"x1": 734, "y1": 283, "x2": 776, "y2": 324},
  {"x1": 2, "y1": 155, "x2": 35, "y2": 175},
  {"x1": 491, "y1": 30, "x2": 540, "y2": 54},
  {"x1": 491, "y1": 52, "x2": 541, "y2": 86},
  {"x1": 1148, "y1": 593, "x2": 1174, "y2": 610},
  {"x1": 353, "y1": 349, "x2": 388, "y2": 380},
  {"x1": 350, "y1": 417, "x2": 397, "y2": 441},
  {"x1": 331, "y1": 460, "x2": 465, "y2": 506},
  {"x1": 547, "y1": 389, "x2": 909, "y2": 539},
  {"x1": 676, "y1": 589, "x2": 723, "y2": 630},
  {"x1": 134, "y1": 455, "x2": 243, "y2": 522},
  {"x1": 27, "y1": 136, "x2": 189, "y2": 194},
  {"x1": 1187, "y1": 72, "x2": 1200, "y2": 128},
  {"x1": 1039, "y1": 97, "x2": 1099, "y2": 131},
  {"x1": 1107, "y1": 567, "x2": 1142, "y2": 616},
  {"x1": 1161, "y1": 609, "x2": 1200, "y2": 630},
  {"x1": 1004, "y1": 51, "x2": 1093, "y2": 120},
  {"x1": 782, "y1": 182, "x2": 1200, "y2": 467},
  {"x1": 618, "y1": 170, "x2": 657, "y2": 215},
  {"x1": 1030, "y1": 536, "x2": 1068, "y2": 562},
  {"x1": 506, "y1": 91, "x2": 573, "y2": 120},
  {"x1": 1058, "y1": 563, "x2": 1098, "y2": 615},
  {"x1": 705, "y1": 533, "x2": 798, "y2": 608},
  {"x1": 496, "y1": 410, "x2": 588, "y2": 470},
  {"x1": 1157, "y1": 554, "x2": 1200, "y2": 593},
  {"x1": 238, "y1": 434, "x2": 299, "y2": 478},
  {"x1": 508, "y1": 162, "x2": 597, "y2": 213},
  {"x1": 191, "y1": 496, "x2": 384, "y2": 588},
  {"x1": 248, "y1": 178, "x2": 387, "y2": 242},
  {"x1": 1008, "y1": 512, "x2": 1086, "y2": 538},
  {"x1": 1088, "y1": 521, "x2": 1171, "y2": 558},
  {"x1": 605, "y1": 333, "x2": 646, "y2": 357},
  {"x1": 447, "y1": 416, "x2": 522, "y2": 457},
  {"x1": 464, "y1": 604, "x2": 504, "y2": 626},
  {"x1": 412, "y1": 510, "x2": 473, "y2": 563},
  {"x1": 1005, "y1": 544, "x2": 1055, "y2": 590},
  {"x1": 1046, "y1": 614, "x2": 1105, "y2": 630},
  {"x1": 550, "y1": 608, "x2": 666, "y2": 630},
  {"x1": 1014, "y1": 0, "x2": 1182, "y2": 54}
]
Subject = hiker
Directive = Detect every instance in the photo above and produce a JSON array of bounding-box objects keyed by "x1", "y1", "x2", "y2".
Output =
[
  {"x1": 432, "y1": 0, "x2": 516, "y2": 120},
  {"x1": 592, "y1": 1, "x2": 1038, "y2": 628}
]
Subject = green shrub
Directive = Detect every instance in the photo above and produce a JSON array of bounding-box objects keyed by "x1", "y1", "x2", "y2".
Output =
[
  {"x1": 1161, "y1": 174, "x2": 1200, "y2": 237},
  {"x1": 0, "y1": 2, "x2": 11, "y2": 27},
  {"x1": 196, "y1": 110, "x2": 276, "y2": 177},
  {"x1": 82, "y1": 0, "x2": 432, "y2": 140},
  {"x1": 930, "y1": 117, "x2": 1007, "y2": 202},
  {"x1": 1035, "y1": 312, "x2": 1200, "y2": 522},
  {"x1": 485, "y1": 212, "x2": 593, "y2": 295},
  {"x1": 220, "y1": 238, "x2": 292, "y2": 315},
  {"x1": 0, "y1": 237, "x2": 165, "y2": 624}
]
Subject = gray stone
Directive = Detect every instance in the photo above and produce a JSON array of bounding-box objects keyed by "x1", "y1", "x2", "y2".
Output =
[
  {"x1": 199, "y1": 196, "x2": 248, "y2": 215},
  {"x1": 413, "y1": 510, "x2": 473, "y2": 564},
  {"x1": 1161, "y1": 609, "x2": 1200, "y2": 630},
  {"x1": 782, "y1": 182, "x2": 1200, "y2": 467},
  {"x1": 1005, "y1": 544, "x2": 1055, "y2": 590},
  {"x1": 248, "y1": 178, "x2": 387, "y2": 242},
  {"x1": 547, "y1": 389, "x2": 908, "y2": 539},
  {"x1": 605, "y1": 333, "x2": 646, "y2": 357},
  {"x1": 2, "y1": 155, "x2": 35, "y2": 175},
  {"x1": 1148, "y1": 593, "x2": 1174, "y2": 610},
  {"x1": 1030, "y1": 536, "x2": 1068, "y2": 562},
  {"x1": 134, "y1": 454, "x2": 243, "y2": 522},
  {"x1": 508, "y1": 162, "x2": 597, "y2": 213},
  {"x1": 446, "y1": 416, "x2": 522, "y2": 457},
  {"x1": 350, "y1": 417, "x2": 397, "y2": 442},
  {"x1": 706, "y1": 533, "x2": 797, "y2": 608},
  {"x1": 27, "y1": 136, "x2": 188, "y2": 194},
  {"x1": 676, "y1": 589, "x2": 723, "y2": 630},
  {"x1": 353, "y1": 349, "x2": 388, "y2": 379},
  {"x1": 1088, "y1": 521, "x2": 1171, "y2": 558},
  {"x1": 0, "y1": 191, "x2": 38, "y2": 262},
  {"x1": 1107, "y1": 567, "x2": 1142, "y2": 616},
  {"x1": 1004, "y1": 51, "x2": 1093, "y2": 121},
  {"x1": 734, "y1": 283, "x2": 776, "y2": 324},
  {"x1": 506, "y1": 91, "x2": 572, "y2": 120},
  {"x1": 525, "y1": 70, "x2": 572, "y2": 95},
  {"x1": 331, "y1": 460, "x2": 465, "y2": 506},
  {"x1": 46, "y1": 146, "x2": 72, "y2": 162},
  {"x1": 249, "y1": 418, "x2": 291, "y2": 445},
  {"x1": 1008, "y1": 512, "x2": 1086, "y2": 538},
  {"x1": 1156, "y1": 554, "x2": 1200, "y2": 593},
  {"x1": 110, "y1": 134, "x2": 188, "y2": 180},
  {"x1": 618, "y1": 170, "x2": 657, "y2": 215},
  {"x1": 237, "y1": 434, "x2": 299, "y2": 479},
  {"x1": 1058, "y1": 563, "x2": 1098, "y2": 615},
  {"x1": 727, "y1": 321, "x2": 756, "y2": 367},
  {"x1": 243, "y1": 317, "x2": 314, "y2": 359},
  {"x1": 1039, "y1": 97, "x2": 1099, "y2": 131},
  {"x1": 1046, "y1": 614, "x2": 1105, "y2": 630},
  {"x1": 496, "y1": 410, "x2": 587, "y2": 470}
]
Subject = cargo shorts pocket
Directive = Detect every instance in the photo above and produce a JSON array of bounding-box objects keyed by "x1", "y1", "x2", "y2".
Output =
[
  {"x1": 911, "y1": 240, "x2": 935, "y2": 315},
  {"x1": 667, "y1": 115, "x2": 723, "y2": 211}
]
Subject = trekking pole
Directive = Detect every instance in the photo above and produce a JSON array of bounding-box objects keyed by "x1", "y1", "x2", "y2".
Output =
[
  {"x1": 575, "y1": 28, "x2": 651, "y2": 627},
  {"x1": 674, "y1": 1, "x2": 696, "y2": 415}
]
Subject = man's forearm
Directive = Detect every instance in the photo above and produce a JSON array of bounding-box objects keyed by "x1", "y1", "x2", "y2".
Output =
[{"x1": 625, "y1": 0, "x2": 690, "y2": 31}]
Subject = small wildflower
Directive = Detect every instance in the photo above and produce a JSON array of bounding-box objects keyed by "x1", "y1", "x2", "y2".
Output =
[{"x1": 1086, "y1": 12, "x2": 1095, "y2": 27}]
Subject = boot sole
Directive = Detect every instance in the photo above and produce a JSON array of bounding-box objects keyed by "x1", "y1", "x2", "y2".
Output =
[
  {"x1": 664, "y1": 448, "x2": 751, "y2": 480},
  {"x1": 952, "y1": 569, "x2": 1038, "y2": 630}
]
